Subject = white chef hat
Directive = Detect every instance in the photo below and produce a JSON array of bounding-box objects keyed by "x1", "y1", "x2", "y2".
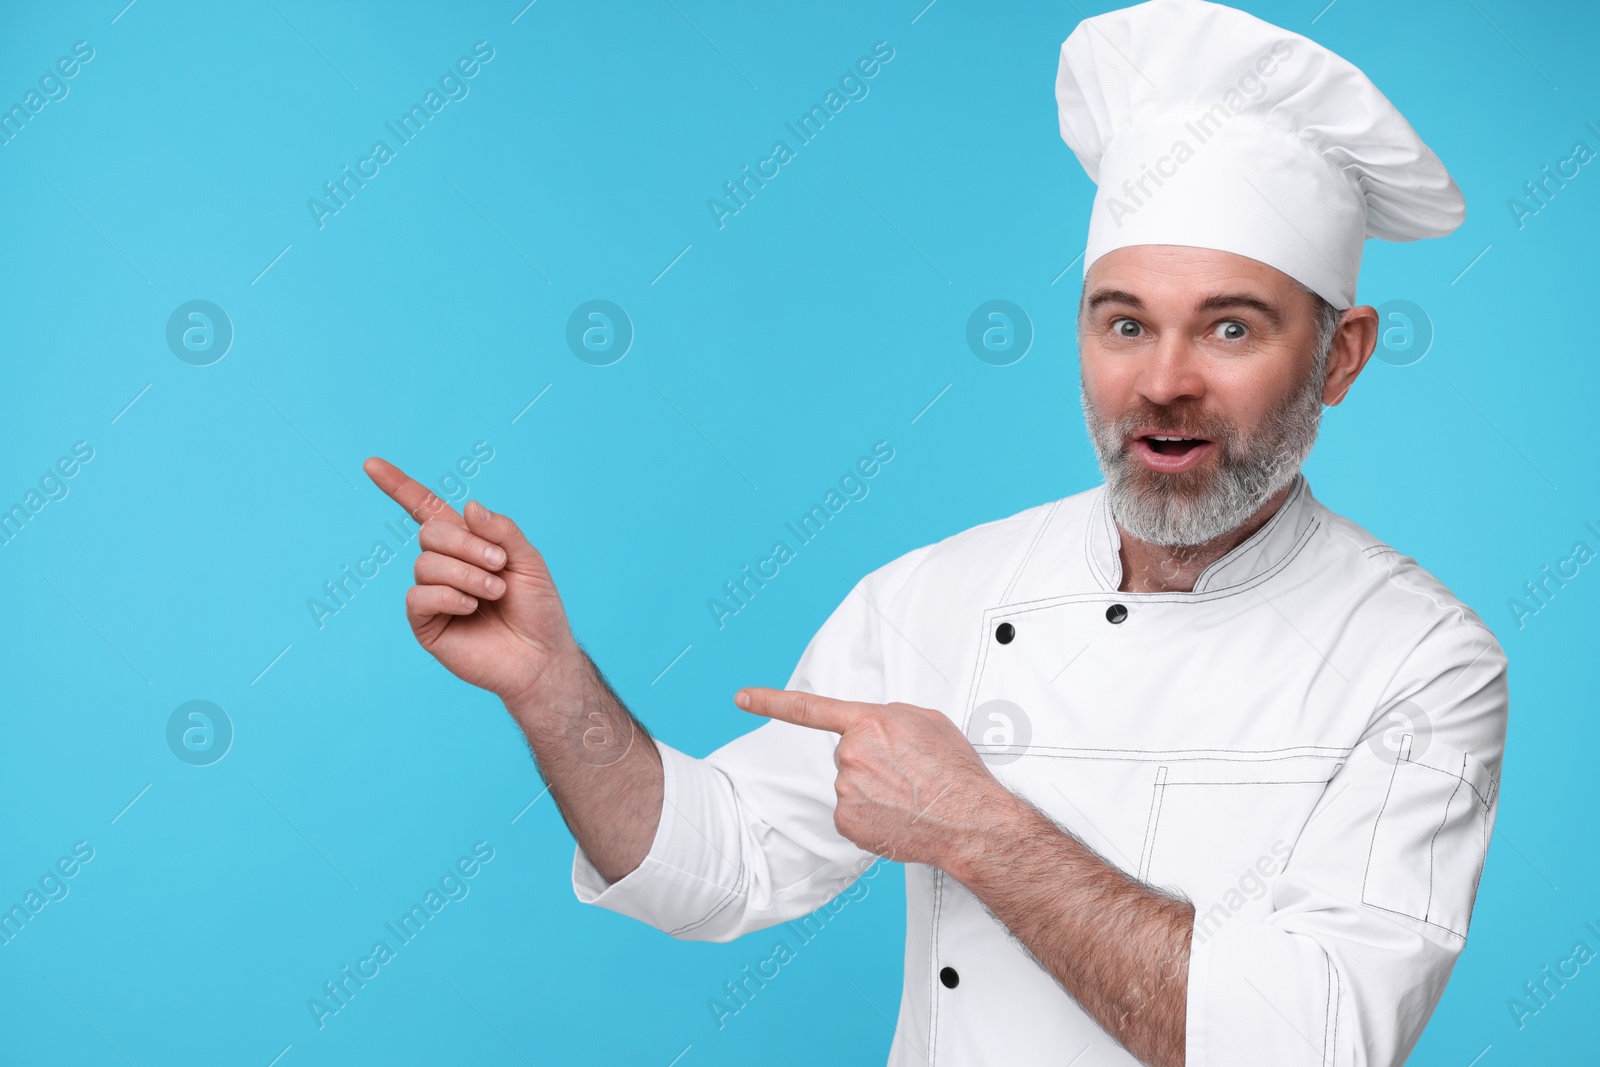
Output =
[{"x1": 1056, "y1": 0, "x2": 1464, "y2": 309}]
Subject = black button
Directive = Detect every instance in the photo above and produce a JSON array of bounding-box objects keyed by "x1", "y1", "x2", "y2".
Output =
[
  {"x1": 1105, "y1": 604, "x2": 1128, "y2": 624},
  {"x1": 939, "y1": 966, "x2": 960, "y2": 989},
  {"x1": 995, "y1": 622, "x2": 1015, "y2": 644}
]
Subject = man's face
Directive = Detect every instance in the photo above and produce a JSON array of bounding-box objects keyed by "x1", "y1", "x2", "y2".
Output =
[{"x1": 1077, "y1": 244, "x2": 1332, "y2": 547}]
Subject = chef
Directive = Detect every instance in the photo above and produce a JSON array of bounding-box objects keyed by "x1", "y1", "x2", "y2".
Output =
[{"x1": 366, "y1": 1, "x2": 1507, "y2": 1064}]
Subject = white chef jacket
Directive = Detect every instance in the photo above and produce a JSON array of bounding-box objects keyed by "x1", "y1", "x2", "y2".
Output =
[{"x1": 573, "y1": 472, "x2": 1508, "y2": 1066}]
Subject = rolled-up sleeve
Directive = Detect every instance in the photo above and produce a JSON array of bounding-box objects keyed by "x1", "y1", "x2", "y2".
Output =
[
  {"x1": 1186, "y1": 615, "x2": 1509, "y2": 1066},
  {"x1": 570, "y1": 554, "x2": 924, "y2": 941},
  {"x1": 571, "y1": 737, "x2": 754, "y2": 937}
]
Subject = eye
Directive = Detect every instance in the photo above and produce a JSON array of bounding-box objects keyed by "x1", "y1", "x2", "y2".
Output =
[
  {"x1": 1212, "y1": 320, "x2": 1248, "y2": 341},
  {"x1": 1111, "y1": 317, "x2": 1143, "y2": 338}
]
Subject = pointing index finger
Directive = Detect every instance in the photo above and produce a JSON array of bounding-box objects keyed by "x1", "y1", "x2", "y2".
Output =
[
  {"x1": 364, "y1": 456, "x2": 465, "y2": 528},
  {"x1": 735, "y1": 687, "x2": 864, "y2": 734}
]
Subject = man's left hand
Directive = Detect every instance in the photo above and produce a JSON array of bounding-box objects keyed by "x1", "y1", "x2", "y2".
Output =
[{"x1": 735, "y1": 687, "x2": 1010, "y2": 870}]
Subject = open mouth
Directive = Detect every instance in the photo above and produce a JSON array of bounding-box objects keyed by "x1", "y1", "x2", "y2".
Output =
[
  {"x1": 1131, "y1": 433, "x2": 1215, "y2": 472},
  {"x1": 1144, "y1": 435, "x2": 1208, "y2": 456}
]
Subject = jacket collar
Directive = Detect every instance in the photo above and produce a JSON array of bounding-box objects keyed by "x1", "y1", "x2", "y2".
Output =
[{"x1": 1085, "y1": 472, "x2": 1316, "y2": 594}]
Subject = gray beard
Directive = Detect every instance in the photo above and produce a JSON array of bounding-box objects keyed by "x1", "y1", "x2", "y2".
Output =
[{"x1": 1080, "y1": 364, "x2": 1325, "y2": 548}]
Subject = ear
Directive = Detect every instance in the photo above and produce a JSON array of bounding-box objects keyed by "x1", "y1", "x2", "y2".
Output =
[{"x1": 1322, "y1": 305, "x2": 1379, "y2": 406}]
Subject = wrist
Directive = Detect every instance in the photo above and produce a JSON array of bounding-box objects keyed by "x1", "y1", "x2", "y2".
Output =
[
  {"x1": 500, "y1": 635, "x2": 586, "y2": 729},
  {"x1": 942, "y1": 778, "x2": 1039, "y2": 886}
]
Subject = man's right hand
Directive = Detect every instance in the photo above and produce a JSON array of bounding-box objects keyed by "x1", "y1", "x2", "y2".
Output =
[
  {"x1": 364, "y1": 454, "x2": 664, "y2": 884},
  {"x1": 363, "y1": 456, "x2": 573, "y2": 708}
]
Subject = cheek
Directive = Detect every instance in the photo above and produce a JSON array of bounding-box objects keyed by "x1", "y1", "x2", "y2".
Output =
[
  {"x1": 1077, "y1": 348, "x2": 1128, "y2": 404},
  {"x1": 1211, "y1": 352, "x2": 1310, "y2": 423}
]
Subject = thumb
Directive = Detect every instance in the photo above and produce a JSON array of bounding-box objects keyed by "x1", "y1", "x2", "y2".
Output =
[{"x1": 464, "y1": 499, "x2": 546, "y2": 572}]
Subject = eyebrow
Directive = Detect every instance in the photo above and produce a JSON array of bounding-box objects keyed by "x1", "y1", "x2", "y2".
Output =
[{"x1": 1083, "y1": 288, "x2": 1284, "y2": 329}]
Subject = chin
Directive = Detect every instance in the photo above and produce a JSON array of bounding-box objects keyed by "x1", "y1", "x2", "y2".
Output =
[{"x1": 1104, "y1": 455, "x2": 1263, "y2": 546}]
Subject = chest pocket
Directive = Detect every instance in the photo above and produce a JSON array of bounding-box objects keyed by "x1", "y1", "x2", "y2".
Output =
[
  {"x1": 1138, "y1": 752, "x2": 1342, "y2": 911},
  {"x1": 993, "y1": 750, "x2": 1342, "y2": 919}
]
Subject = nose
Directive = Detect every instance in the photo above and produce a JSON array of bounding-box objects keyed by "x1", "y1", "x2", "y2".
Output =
[{"x1": 1134, "y1": 332, "x2": 1206, "y2": 408}]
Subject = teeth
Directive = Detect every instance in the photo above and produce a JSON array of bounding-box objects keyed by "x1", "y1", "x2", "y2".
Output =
[{"x1": 1149, "y1": 435, "x2": 1196, "y2": 441}]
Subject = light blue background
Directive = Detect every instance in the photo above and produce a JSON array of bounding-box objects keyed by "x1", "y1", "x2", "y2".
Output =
[{"x1": 0, "y1": 1, "x2": 1594, "y2": 1063}]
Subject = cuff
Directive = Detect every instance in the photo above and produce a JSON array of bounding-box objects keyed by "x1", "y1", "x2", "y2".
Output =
[
  {"x1": 1184, "y1": 914, "x2": 1332, "y2": 1066},
  {"x1": 570, "y1": 737, "x2": 745, "y2": 938}
]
